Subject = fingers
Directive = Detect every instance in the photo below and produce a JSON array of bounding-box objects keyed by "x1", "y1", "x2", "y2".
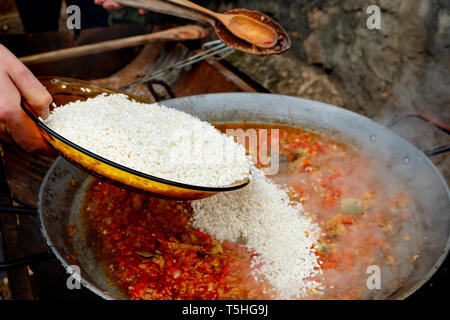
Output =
[
  {"x1": 0, "y1": 45, "x2": 52, "y2": 120},
  {"x1": 105, "y1": 0, "x2": 124, "y2": 9},
  {"x1": 0, "y1": 69, "x2": 53, "y2": 155},
  {"x1": 101, "y1": 0, "x2": 124, "y2": 9},
  {"x1": 95, "y1": 0, "x2": 138, "y2": 11}
]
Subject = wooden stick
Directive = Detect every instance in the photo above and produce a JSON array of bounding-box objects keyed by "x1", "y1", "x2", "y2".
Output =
[
  {"x1": 19, "y1": 25, "x2": 209, "y2": 66},
  {"x1": 116, "y1": 0, "x2": 210, "y2": 23}
]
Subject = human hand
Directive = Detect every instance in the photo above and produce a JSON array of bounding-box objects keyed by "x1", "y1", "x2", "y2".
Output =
[
  {"x1": 0, "y1": 44, "x2": 53, "y2": 154},
  {"x1": 94, "y1": 0, "x2": 146, "y2": 15}
]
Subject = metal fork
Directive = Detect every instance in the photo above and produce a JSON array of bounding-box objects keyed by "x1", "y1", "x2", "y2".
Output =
[{"x1": 120, "y1": 40, "x2": 235, "y2": 91}]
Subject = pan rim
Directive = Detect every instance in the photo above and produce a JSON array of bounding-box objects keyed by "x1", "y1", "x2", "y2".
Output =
[
  {"x1": 37, "y1": 158, "x2": 114, "y2": 300},
  {"x1": 38, "y1": 92, "x2": 450, "y2": 300}
]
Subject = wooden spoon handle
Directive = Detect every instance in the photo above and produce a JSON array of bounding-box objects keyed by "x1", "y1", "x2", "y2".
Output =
[
  {"x1": 165, "y1": 0, "x2": 219, "y2": 19},
  {"x1": 115, "y1": 0, "x2": 211, "y2": 23},
  {"x1": 19, "y1": 25, "x2": 209, "y2": 66}
]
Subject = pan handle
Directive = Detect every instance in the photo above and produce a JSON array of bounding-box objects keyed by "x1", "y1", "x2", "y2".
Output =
[
  {"x1": 0, "y1": 205, "x2": 37, "y2": 216},
  {"x1": 0, "y1": 206, "x2": 53, "y2": 271},
  {"x1": 0, "y1": 252, "x2": 53, "y2": 271},
  {"x1": 145, "y1": 79, "x2": 176, "y2": 102},
  {"x1": 386, "y1": 112, "x2": 450, "y2": 157}
]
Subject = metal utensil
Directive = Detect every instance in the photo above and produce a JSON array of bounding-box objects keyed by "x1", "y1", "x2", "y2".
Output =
[{"x1": 121, "y1": 40, "x2": 234, "y2": 90}]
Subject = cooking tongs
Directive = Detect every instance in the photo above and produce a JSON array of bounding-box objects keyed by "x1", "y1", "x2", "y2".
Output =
[{"x1": 120, "y1": 40, "x2": 234, "y2": 90}]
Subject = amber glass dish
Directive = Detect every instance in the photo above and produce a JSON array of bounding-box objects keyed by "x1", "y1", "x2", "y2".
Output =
[{"x1": 20, "y1": 76, "x2": 249, "y2": 200}]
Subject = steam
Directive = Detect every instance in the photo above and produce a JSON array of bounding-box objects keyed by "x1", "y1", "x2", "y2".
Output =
[
  {"x1": 347, "y1": 113, "x2": 449, "y2": 298},
  {"x1": 367, "y1": 80, "x2": 450, "y2": 296}
]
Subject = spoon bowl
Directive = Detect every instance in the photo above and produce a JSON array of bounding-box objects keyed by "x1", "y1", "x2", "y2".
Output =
[
  {"x1": 164, "y1": 0, "x2": 289, "y2": 53},
  {"x1": 212, "y1": 9, "x2": 292, "y2": 55},
  {"x1": 225, "y1": 14, "x2": 278, "y2": 49}
]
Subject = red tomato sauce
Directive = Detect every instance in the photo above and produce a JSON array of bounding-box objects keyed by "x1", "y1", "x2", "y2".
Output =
[{"x1": 82, "y1": 182, "x2": 271, "y2": 300}]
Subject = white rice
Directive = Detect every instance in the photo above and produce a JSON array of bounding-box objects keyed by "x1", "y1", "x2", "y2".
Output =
[{"x1": 44, "y1": 93, "x2": 251, "y2": 187}]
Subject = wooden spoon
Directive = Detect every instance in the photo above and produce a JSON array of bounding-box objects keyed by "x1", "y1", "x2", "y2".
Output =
[
  {"x1": 213, "y1": 9, "x2": 291, "y2": 56},
  {"x1": 116, "y1": 0, "x2": 211, "y2": 24},
  {"x1": 19, "y1": 25, "x2": 209, "y2": 66},
  {"x1": 167, "y1": 0, "x2": 278, "y2": 48},
  {"x1": 115, "y1": 0, "x2": 291, "y2": 55}
]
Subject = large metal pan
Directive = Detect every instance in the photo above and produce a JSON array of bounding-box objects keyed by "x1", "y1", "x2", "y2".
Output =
[{"x1": 29, "y1": 93, "x2": 450, "y2": 299}]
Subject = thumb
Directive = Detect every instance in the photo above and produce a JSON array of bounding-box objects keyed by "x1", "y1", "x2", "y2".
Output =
[{"x1": 1, "y1": 45, "x2": 52, "y2": 119}]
